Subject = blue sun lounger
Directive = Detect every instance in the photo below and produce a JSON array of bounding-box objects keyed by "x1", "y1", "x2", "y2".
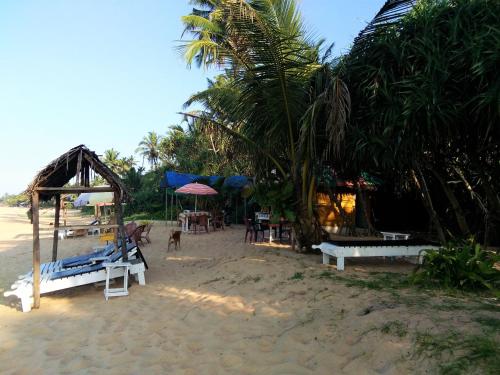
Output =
[
  {"x1": 4, "y1": 242, "x2": 147, "y2": 312},
  {"x1": 19, "y1": 243, "x2": 118, "y2": 282}
]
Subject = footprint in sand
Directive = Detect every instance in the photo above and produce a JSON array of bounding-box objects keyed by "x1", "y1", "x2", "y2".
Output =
[
  {"x1": 221, "y1": 353, "x2": 244, "y2": 369},
  {"x1": 44, "y1": 343, "x2": 66, "y2": 358},
  {"x1": 187, "y1": 341, "x2": 203, "y2": 354},
  {"x1": 258, "y1": 337, "x2": 276, "y2": 352}
]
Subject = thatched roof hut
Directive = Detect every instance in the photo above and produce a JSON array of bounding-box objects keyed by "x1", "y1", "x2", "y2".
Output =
[
  {"x1": 27, "y1": 145, "x2": 130, "y2": 310},
  {"x1": 27, "y1": 144, "x2": 129, "y2": 202}
]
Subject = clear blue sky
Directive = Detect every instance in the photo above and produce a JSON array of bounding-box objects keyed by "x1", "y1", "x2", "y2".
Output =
[{"x1": 0, "y1": 0, "x2": 385, "y2": 195}]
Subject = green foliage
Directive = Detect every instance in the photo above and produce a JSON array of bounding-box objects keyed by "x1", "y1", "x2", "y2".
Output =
[
  {"x1": 380, "y1": 320, "x2": 407, "y2": 337},
  {"x1": 474, "y1": 316, "x2": 500, "y2": 331},
  {"x1": 342, "y1": 0, "x2": 500, "y2": 241},
  {"x1": 1, "y1": 193, "x2": 29, "y2": 207},
  {"x1": 411, "y1": 240, "x2": 500, "y2": 292},
  {"x1": 102, "y1": 149, "x2": 135, "y2": 177},
  {"x1": 415, "y1": 331, "x2": 500, "y2": 375},
  {"x1": 136, "y1": 131, "x2": 162, "y2": 169},
  {"x1": 122, "y1": 168, "x2": 165, "y2": 219},
  {"x1": 318, "y1": 270, "x2": 408, "y2": 290},
  {"x1": 290, "y1": 272, "x2": 304, "y2": 280},
  {"x1": 180, "y1": 0, "x2": 350, "y2": 248},
  {"x1": 124, "y1": 212, "x2": 165, "y2": 221},
  {"x1": 252, "y1": 180, "x2": 296, "y2": 222},
  {"x1": 159, "y1": 121, "x2": 252, "y2": 177}
]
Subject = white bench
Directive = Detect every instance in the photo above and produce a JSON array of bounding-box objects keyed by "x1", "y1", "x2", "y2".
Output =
[{"x1": 312, "y1": 240, "x2": 439, "y2": 271}]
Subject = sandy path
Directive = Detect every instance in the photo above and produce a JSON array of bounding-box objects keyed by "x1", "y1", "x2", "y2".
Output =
[{"x1": 0, "y1": 207, "x2": 482, "y2": 374}]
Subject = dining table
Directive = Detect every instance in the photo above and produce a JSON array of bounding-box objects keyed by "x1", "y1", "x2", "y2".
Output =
[{"x1": 178, "y1": 211, "x2": 210, "y2": 233}]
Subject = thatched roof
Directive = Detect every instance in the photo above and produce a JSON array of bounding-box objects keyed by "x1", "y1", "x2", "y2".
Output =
[{"x1": 26, "y1": 145, "x2": 130, "y2": 201}]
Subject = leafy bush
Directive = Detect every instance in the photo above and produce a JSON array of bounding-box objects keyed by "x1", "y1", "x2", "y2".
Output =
[{"x1": 411, "y1": 240, "x2": 500, "y2": 293}]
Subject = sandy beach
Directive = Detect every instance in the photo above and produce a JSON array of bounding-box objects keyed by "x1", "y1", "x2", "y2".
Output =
[{"x1": 0, "y1": 207, "x2": 498, "y2": 374}]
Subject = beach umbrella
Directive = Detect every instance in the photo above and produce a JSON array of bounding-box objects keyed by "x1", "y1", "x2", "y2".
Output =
[
  {"x1": 73, "y1": 192, "x2": 114, "y2": 207},
  {"x1": 175, "y1": 183, "x2": 218, "y2": 212}
]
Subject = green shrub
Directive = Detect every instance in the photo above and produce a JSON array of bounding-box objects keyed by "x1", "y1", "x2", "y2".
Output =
[
  {"x1": 290, "y1": 272, "x2": 304, "y2": 280},
  {"x1": 411, "y1": 240, "x2": 500, "y2": 293}
]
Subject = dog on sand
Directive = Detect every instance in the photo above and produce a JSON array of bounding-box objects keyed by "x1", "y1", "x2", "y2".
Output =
[{"x1": 167, "y1": 230, "x2": 181, "y2": 251}]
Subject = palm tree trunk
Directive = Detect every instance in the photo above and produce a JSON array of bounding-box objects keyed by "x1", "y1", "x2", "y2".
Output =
[
  {"x1": 430, "y1": 168, "x2": 471, "y2": 236},
  {"x1": 411, "y1": 167, "x2": 446, "y2": 243},
  {"x1": 356, "y1": 184, "x2": 375, "y2": 235}
]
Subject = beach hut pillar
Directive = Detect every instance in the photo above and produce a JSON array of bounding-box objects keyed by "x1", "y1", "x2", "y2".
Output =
[
  {"x1": 32, "y1": 191, "x2": 41, "y2": 309},
  {"x1": 114, "y1": 190, "x2": 128, "y2": 261},
  {"x1": 52, "y1": 194, "x2": 61, "y2": 262}
]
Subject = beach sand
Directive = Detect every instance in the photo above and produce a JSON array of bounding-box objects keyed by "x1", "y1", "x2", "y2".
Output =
[{"x1": 0, "y1": 207, "x2": 493, "y2": 374}]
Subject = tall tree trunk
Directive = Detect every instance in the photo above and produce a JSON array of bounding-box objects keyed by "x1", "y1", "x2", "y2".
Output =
[
  {"x1": 327, "y1": 190, "x2": 354, "y2": 236},
  {"x1": 430, "y1": 168, "x2": 471, "y2": 236},
  {"x1": 293, "y1": 174, "x2": 322, "y2": 251},
  {"x1": 479, "y1": 176, "x2": 500, "y2": 247},
  {"x1": 453, "y1": 166, "x2": 490, "y2": 245},
  {"x1": 356, "y1": 184, "x2": 375, "y2": 235},
  {"x1": 411, "y1": 167, "x2": 446, "y2": 243}
]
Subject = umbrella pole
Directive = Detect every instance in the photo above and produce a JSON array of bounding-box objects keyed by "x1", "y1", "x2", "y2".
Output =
[
  {"x1": 170, "y1": 191, "x2": 173, "y2": 223},
  {"x1": 165, "y1": 188, "x2": 168, "y2": 227},
  {"x1": 195, "y1": 195, "x2": 197, "y2": 212}
]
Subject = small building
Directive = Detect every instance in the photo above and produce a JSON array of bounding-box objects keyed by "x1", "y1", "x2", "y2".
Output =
[{"x1": 26, "y1": 144, "x2": 130, "y2": 310}]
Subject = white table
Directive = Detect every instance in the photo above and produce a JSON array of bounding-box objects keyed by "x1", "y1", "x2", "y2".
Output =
[
  {"x1": 255, "y1": 212, "x2": 270, "y2": 221},
  {"x1": 380, "y1": 231, "x2": 410, "y2": 240},
  {"x1": 103, "y1": 262, "x2": 131, "y2": 300},
  {"x1": 178, "y1": 211, "x2": 210, "y2": 233}
]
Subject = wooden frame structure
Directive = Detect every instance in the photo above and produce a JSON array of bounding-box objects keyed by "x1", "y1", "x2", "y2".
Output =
[{"x1": 26, "y1": 145, "x2": 130, "y2": 309}]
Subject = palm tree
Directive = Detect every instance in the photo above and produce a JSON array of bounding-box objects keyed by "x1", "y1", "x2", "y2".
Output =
[
  {"x1": 181, "y1": 0, "x2": 350, "y2": 249},
  {"x1": 102, "y1": 149, "x2": 122, "y2": 174},
  {"x1": 136, "y1": 131, "x2": 162, "y2": 169},
  {"x1": 342, "y1": 0, "x2": 500, "y2": 243}
]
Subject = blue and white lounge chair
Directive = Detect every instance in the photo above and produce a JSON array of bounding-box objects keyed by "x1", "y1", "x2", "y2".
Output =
[
  {"x1": 16, "y1": 243, "x2": 118, "y2": 282},
  {"x1": 4, "y1": 242, "x2": 147, "y2": 312}
]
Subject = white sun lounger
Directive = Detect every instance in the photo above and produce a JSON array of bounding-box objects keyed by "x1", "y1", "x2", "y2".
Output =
[
  {"x1": 4, "y1": 243, "x2": 147, "y2": 312},
  {"x1": 17, "y1": 243, "x2": 117, "y2": 281},
  {"x1": 312, "y1": 239, "x2": 439, "y2": 271}
]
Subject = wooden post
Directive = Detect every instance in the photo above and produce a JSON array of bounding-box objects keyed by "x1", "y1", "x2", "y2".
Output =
[
  {"x1": 32, "y1": 192, "x2": 41, "y2": 309},
  {"x1": 114, "y1": 191, "x2": 128, "y2": 260},
  {"x1": 52, "y1": 194, "x2": 61, "y2": 262}
]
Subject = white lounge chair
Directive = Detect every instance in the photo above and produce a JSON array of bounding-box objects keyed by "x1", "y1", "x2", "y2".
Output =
[
  {"x1": 312, "y1": 239, "x2": 439, "y2": 271},
  {"x1": 4, "y1": 243, "x2": 147, "y2": 312},
  {"x1": 17, "y1": 243, "x2": 117, "y2": 281}
]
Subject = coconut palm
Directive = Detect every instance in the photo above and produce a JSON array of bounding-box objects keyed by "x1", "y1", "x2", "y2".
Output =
[
  {"x1": 136, "y1": 131, "x2": 162, "y2": 169},
  {"x1": 181, "y1": 0, "x2": 350, "y2": 249},
  {"x1": 102, "y1": 149, "x2": 122, "y2": 174}
]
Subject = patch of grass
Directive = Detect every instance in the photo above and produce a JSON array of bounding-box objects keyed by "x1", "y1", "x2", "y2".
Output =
[
  {"x1": 474, "y1": 316, "x2": 500, "y2": 331},
  {"x1": 431, "y1": 298, "x2": 500, "y2": 313},
  {"x1": 290, "y1": 272, "x2": 304, "y2": 280},
  {"x1": 317, "y1": 271, "x2": 408, "y2": 290},
  {"x1": 238, "y1": 275, "x2": 262, "y2": 285},
  {"x1": 380, "y1": 320, "x2": 407, "y2": 337},
  {"x1": 415, "y1": 330, "x2": 500, "y2": 374},
  {"x1": 125, "y1": 211, "x2": 164, "y2": 221}
]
